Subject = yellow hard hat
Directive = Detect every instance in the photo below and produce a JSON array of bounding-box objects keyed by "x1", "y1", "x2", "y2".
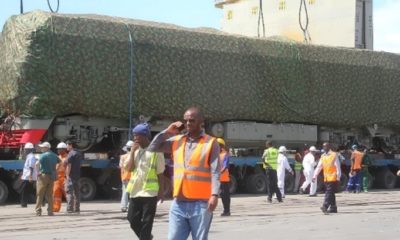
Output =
[{"x1": 217, "y1": 138, "x2": 225, "y2": 146}]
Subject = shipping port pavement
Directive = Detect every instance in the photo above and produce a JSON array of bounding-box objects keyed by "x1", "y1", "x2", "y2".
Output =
[{"x1": 1, "y1": 190, "x2": 400, "y2": 240}]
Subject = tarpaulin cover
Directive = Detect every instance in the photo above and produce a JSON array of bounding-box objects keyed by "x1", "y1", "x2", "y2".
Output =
[{"x1": 1, "y1": 11, "x2": 400, "y2": 128}]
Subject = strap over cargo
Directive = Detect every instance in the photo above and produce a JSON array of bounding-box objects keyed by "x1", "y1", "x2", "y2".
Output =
[{"x1": 1, "y1": 11, "x2": 400, "y2": 128}]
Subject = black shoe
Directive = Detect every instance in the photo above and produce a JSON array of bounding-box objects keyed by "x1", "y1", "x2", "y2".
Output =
[
  {"x1": 21, "y1": 204, "x2": 27, "y2": 208},
  {"x1": 278, "y1": 199, "x2": 283, "y2": 203},
  {"x1": 221, "y1": 212, "x2": 231, "y2": 217},
  {"x1": 328, "y1": 207, "x2": 338, "y2": 213},
  {"x1": 309, "y1": 194, "x2": 317, "y2": 197},
  {"x1": 320, "y1": 206, "x2": 328, "y2": 215},
  {"x1": 267, "y1": 198, "x2": 272, "y2": 203},
  {"x1": 299, "y1": 188, "x2": 304, "y2": 194}
]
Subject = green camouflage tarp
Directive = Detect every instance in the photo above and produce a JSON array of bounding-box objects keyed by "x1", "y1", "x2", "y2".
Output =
[{"x1": 1, "y1": 10, "x2": 400, "y2": 128}]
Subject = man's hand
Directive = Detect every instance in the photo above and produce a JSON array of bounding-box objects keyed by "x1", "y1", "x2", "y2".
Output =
[
  {"x1": 207, "y1": 195, "x2": 218, "y2": 212},
  {"x1": 131, "y1": 142, "x2": 140, "y2": 153},
  {"x1": 29, "y1": 176, "x2": 33, "y2": 183},
  {"x1": 166, "y1": 121, "x2": 184, "y2": 135}
]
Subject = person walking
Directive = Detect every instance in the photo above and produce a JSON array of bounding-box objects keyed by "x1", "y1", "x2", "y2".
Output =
[
  {"x1": 120, "y1": 140, "x2": 133, "y2": 212},
  {"x1": 262, "y1": 141, "x2": 282, "y2": 203},
  {"x1": 313, "y1": 142, "x2": 341, "y2": 214},
  {"x1": 148, "y1": 107, "x2": 220, "y2": 240},
  {"x1": 217, "y1": 138, "x2": 231, "y2": 217},
  {"x1": 345, "y1": 145, "x2": 364, "y2": 193},
  {"x1": 361, "y1": 147, "x2": 372, "y2": 192},
  {"x1": 53, "y1": 142, "x2": 68, "y2": 212},
  {"x1": 299, "y1": 146, "x2": 318, "y2": 196},
  {"x1": 65, "y1": 141, "x2": 82, "y2": 213},
  {"x1": 277, "y1": 146, "x2": 294, "y2": 198},
  {"x1": 293, "y1": 149, "x2": 303, "y2": 193},
  {"x1": 20, "y1": 142, "x2": 37, "y2": 208},
  {"x1": 35, "y1": 142, "x2": 59, "y2": 216},
  {"x1": 124, "y1": 123, "x2": 165, "y2": 240}
]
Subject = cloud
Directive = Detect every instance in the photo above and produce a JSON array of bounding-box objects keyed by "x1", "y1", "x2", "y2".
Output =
[{"x1": 374, "y1": 0, "x2": 400, "y2": 53}]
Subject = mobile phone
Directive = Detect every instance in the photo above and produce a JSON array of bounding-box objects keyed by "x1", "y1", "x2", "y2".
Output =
[{"x1": 177, "y1": 124, "x2": 185, "y2": 132}]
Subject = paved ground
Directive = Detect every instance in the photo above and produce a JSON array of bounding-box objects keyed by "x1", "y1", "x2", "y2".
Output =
[{"x1": 1, "y1": 190, "x2": 400, "y2": 240}]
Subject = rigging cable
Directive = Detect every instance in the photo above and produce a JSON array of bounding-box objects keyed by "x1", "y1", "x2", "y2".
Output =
[
  {"x1": 47, "y1": 0, "x2": 60, "y2": 13},
  {"x1": 299, "y1": 0, "x2": 311, "y2": 43},
  {"x1": 257, "y1": 0, "x2": 266, "y2": 38}
]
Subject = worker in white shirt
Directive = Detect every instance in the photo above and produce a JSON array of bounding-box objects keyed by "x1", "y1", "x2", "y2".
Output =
[
  {"x1": 299, "y1": 146, "x2": 318, "y2": 196},
  {"x1": 277, "y1": 146, "x2": 294, "y2": 198},
  {"x1": 313, "y1": 142, "x2": 341, "y2": 214}
]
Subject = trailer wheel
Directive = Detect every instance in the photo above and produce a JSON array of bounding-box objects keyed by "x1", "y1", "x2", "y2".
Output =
[
  {"x1": 246, "y1": 173, "x2": 267, "y2": 194},
  {"x1": 229, "y1": 175, "x2": 238, "y2": 194},
  {"x1": 284, "y1": 173, "x2": 294, "y2": 193},
  {"x1": 339, "y1": 174, "x2": 348, "y2": 192},
  {"x1": 80, "y1": 177, "x2": 97, "y2": 201},
  {"x1": 0, "y1": 180, "x2": 9, "y2": 204},
  {"x1": 376, "y1": 168, "x2": 396, "y2": 189}
]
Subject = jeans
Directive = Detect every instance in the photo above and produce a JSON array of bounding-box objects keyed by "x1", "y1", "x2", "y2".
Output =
[
  {"x1": 127, "y1": 196, "x2": 158, "y2": 240},
  {"x1": 65, "y1": 178, "x2": 80, "y2": 212},
  {"x1": 294, "y1": 169, "x2": 302, "y2": 193},
  {"x1": 220, "y1": 182, "x2": 231, "y2": 213},
  {"x1": 121, "y1": 181, "x2": 129, "y2": 209},
  {"x1": 266, "y1": 169, "x2": 282, "y2": 201},
  {"x1": 323, "y1": 181, "x2": 337, "y2": 210},
  {"x1": 168, "y1": 199, "x2": 213, "y2": 240}
]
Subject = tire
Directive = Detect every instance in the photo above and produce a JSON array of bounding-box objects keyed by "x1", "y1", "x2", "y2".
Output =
[
  {"x1": 229, "y1": 174, "x2": 238, "y2": 194},
  {"x1": 284, "y1": 173, "x2": 294, "y2": 193},
  {"x1": 245, "y1": 173, "x2": 267, "y2": 194},
  {"x1": 79, "y1": 177, "x2": 97, "y2": 201},
  {"x1": 339, "y1": 174, "x2": 348, "y2": 192},
  {"x1": 376, "y1": 168, "x2": 396, "y2": 189},
  {"x1": 0, "y1": 180, "x2": 9, "y2": 204}
]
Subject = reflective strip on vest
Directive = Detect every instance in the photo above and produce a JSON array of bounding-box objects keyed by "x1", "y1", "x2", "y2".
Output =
[
  {"x1": 126, "y1": 151, "x2": 159, "y2": 193},
  {"x1": 294, "y1": 161, "x2": 302, "y2": 171},
  {"x1": 219, "y1": 151, "x2": 230, "y2": 182},
  {"x1": 321, "y1": 152, "x2": 338, "y2": 182},
  {"x1": 264, "y1": 147, "x2": 278, "y2": 170},
  {"x1": 172, "y1": 134, "x2": 214, "y2": 200}
]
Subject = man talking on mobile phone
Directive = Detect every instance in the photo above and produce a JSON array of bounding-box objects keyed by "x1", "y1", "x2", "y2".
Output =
[{"x1": 148, "y1": 107, "x2": 221, "y2": 240}]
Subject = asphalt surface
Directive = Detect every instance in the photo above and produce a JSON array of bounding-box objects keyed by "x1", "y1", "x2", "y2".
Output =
[{"x1": 1, "y1": 190, "x2": 400, "y2": 240}]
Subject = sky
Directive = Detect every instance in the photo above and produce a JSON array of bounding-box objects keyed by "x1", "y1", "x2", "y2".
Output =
[{"x1": 0, "y1": 0, "x2": 399, "y2": 53}]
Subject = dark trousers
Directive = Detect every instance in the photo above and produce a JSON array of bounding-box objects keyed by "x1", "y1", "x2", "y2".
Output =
[
  {"x1": 266, "y1": 169, "x2": 282, "y2": 201},
  {"x1": 127, "y1": 196, "x2": 158, "y2": 240},
  {"x1": 20, "y1": 180, "x2": 34, "y2": 206},
  {"x1": 323, "y1": 181, "x2": 338, "y2": 210},
  {"x1": 220, "y1": 182, "x2": 231, "y2": 213}
]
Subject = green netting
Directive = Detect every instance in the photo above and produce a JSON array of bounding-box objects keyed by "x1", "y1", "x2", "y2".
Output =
[{"x1": 1, "y1": 10, "x2": 400, "y2": 128}]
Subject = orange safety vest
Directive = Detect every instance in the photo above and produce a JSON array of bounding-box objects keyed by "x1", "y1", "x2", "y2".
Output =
[
  {"x1": 352, "y1": 150, "x2": 364, "y2": 171},
  {"x1": 120, "y1": 153, "x2": 131, "y2": 182},
  {"x1": 172, "y1": 134, "x2": 215, "y2": 200},
  {"x1": 219, "y1": 150, "x2": 230, "y2": 183},
  {"x1": 321, "y1": 151, "x2": 338, "y2": 182}
]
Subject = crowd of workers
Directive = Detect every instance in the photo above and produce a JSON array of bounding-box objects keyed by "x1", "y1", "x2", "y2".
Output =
[
  {"x1": 19, "y1": 106, "x2": 378, "y2": 239},
  {"x1": 20, "y1": 140, "x2": 82, "y2": 216}
]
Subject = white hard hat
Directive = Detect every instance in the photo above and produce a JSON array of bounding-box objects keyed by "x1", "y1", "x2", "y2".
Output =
[
  {"x1": 278, "y1": 146, "x2": 287, "y2": 153},
  {"x1": 38, "y1": 142, "x2": 51, "y2": 148},
  {"x1": 24, "y1": 142, "x2": 34, "y2": 149},
  {"x1": 309, "y1": 146, "x2": 317, "y2": 152},
  {"x1": 56, "y1": 142, "x2": 67, "y2": 149}
]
